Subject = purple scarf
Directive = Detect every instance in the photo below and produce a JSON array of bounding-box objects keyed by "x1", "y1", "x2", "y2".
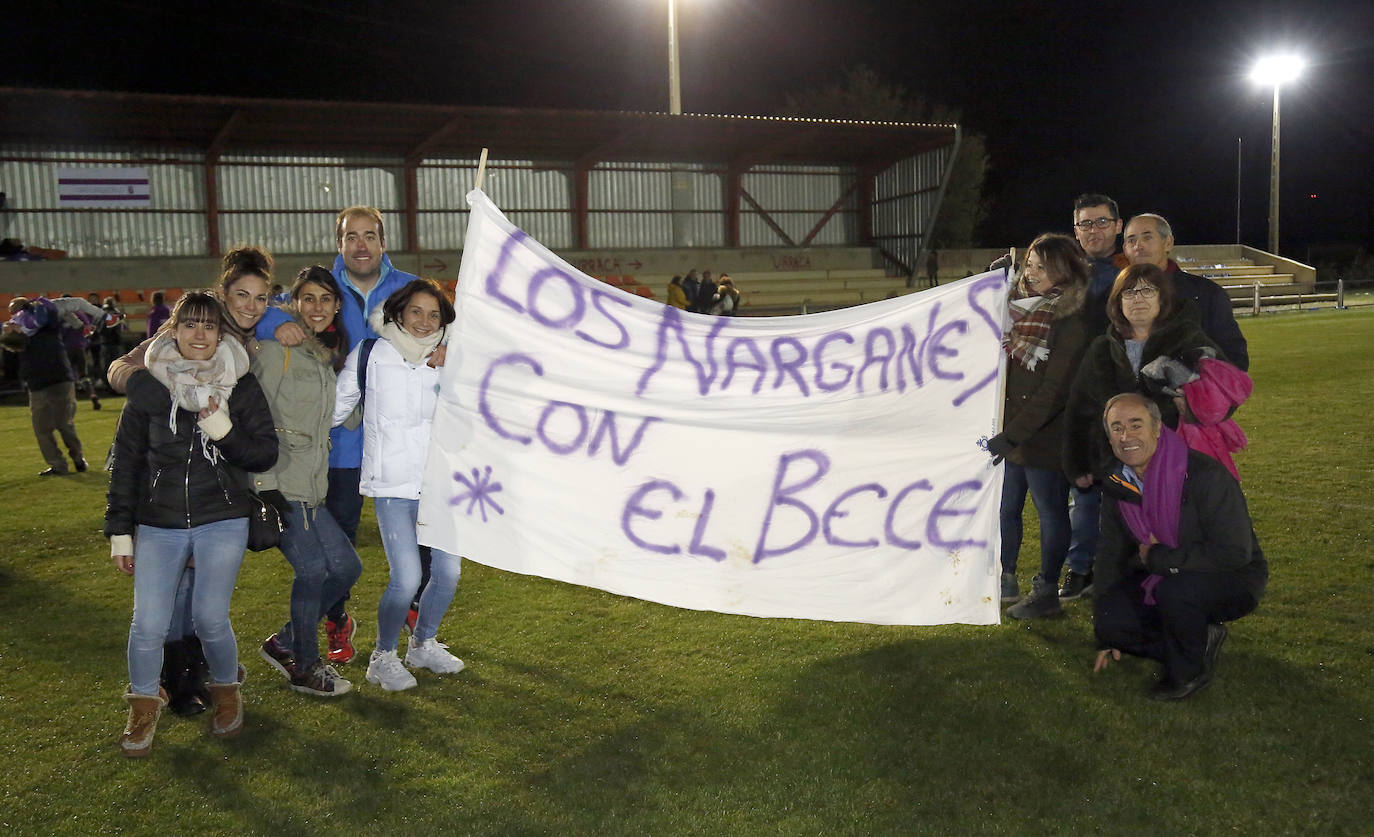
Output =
[{"x1": 1118, "y1": 425, "x2": 1187, "y2": 604}]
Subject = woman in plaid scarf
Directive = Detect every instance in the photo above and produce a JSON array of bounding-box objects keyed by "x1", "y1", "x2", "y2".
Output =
[{"x1": 986, "y1": 233, "x2": 1091, "y2": 617}]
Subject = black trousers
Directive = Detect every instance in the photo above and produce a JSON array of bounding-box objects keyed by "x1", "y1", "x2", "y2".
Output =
[{"x1": 1095, "y1": 568, "x2": 1258, "y2": 683}]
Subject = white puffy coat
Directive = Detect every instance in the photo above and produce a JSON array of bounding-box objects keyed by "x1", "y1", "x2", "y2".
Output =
[{"x1": 333, "y1": 337, "x2": 440, "y2": 499}]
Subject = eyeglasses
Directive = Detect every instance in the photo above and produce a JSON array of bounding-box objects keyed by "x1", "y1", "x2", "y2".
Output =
[
  {"x1": 1074, "y1": 217, "x2": 1117, "y2": 231},
  {"x1": 1120, "y1": 286, "x2": 1158, "y2": 300}
]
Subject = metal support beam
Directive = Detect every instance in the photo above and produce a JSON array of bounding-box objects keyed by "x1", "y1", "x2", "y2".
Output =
[
  {"x1": 800, "y1": 180, "x2": 860, "y2": 247},
  {"x1": 402, "y1": 115, "x2": 469, "y2": 254},
  {"x1": 857, "y1": 165, "x2": 875, "y2": 246},
  {"x1": 574, "y1": 163, "x2": 591, "y2": 249},
  {"x1": 916, "y1": 125, "x2": 962, "y2": 279},
  {"x1": 203, "y1": 109, "x2": 242, "y2": 257},
  {"x1": 203, "y1": 159, "x2": 220, "y2": 257},
  {"x1": 739, "y1": 187, "x2": 795, "y2": 247},
  {"x1": 404, "y1": 160, "x2": 420, "y2": 253},
  {"x1": 724, "y1": 165, "x2": 743, "y2": 247},
  {"x1": 405, "y1": 114, "x2": 466, "y2": 162}
]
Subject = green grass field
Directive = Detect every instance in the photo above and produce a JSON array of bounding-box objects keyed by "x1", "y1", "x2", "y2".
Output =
[{"x1": 2, "y1": 308, "x2": 1371, "y2": 836}]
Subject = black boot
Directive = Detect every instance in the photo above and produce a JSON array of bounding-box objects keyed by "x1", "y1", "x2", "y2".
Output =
[
  {"x1": 183, "y1": 636, "x2": 213, "y2": 711},
  {"x1": 162, "y1": 639, "x2": 208, "y2": 717}
]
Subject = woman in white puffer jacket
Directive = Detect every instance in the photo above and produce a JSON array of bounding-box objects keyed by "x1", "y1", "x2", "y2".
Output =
[{"x1": 333, "y1": 279, "x2": 465, "y2": 691}]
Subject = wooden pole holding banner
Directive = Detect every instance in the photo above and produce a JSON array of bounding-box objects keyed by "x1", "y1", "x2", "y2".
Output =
[
  {"x1": 475, "y1": 148, "x2": 489, "y2": 192},
  {"x1": 992, "y1": 246, "x2": 1014, "y2": 436}
]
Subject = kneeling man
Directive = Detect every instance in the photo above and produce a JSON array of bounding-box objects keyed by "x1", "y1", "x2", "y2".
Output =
[{"x1": 1091, "y1": 393, "x2": 1266, "y2": 700}]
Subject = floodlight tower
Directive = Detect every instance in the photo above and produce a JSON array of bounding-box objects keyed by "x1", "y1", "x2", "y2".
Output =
[
  {"x1": 1250, "y1": 54, "x2": 1304, "y2": 255},
  {"x1": 668, "y1": 0, "x2": 682, "y2": 114}
]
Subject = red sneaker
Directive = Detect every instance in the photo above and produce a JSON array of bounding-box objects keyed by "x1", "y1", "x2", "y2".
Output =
[{"x1": 325, "y1": 614, "x2": 357, "y2": 665}]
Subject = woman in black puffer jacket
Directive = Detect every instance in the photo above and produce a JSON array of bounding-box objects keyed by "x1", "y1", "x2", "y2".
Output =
[{"x1": 105, "y1": 291, "x2": 277, "y2": 757}]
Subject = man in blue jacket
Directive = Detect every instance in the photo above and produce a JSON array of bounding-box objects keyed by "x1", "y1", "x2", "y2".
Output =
[{"x1": 256, "y1": 206, "x2": 421, "y2": 663}]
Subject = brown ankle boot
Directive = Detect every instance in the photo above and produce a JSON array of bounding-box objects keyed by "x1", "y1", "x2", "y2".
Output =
[
  {"x1": 207, "y1": 671, "x2": 244, "y2": 739},
  {"x1": 120, "y1": 687, "x2": 169, "y2": 758}
]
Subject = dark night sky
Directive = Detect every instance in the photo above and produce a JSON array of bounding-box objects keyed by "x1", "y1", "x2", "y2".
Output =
[{"x1": 9, "y1": 0, "x2": 1374, "y2": 257}]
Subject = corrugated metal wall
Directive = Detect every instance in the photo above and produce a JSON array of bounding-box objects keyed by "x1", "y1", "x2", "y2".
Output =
[
  {"x1": 1, "y1": 146, "x2": 947, "y2": 258},
  {"x1": 588, "y1": 164, "x2": 723, "y2": 248},
  {"x1": 741, "y1": 165, "x2": 854, "y2": 246},
  {"x1": 872, "y1": 146, "x2": 951, "y2": 275},
  {"x1": 0, "y1": 145, "x2": 206, "y2": 257},
  {"x1": 218, "y1": 154, "x2": 402, "y2": 254}
]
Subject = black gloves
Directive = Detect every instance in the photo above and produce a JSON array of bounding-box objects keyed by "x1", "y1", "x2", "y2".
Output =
[{"x1": 985, "y1": 432, "x2": 1015, "y2": 465}]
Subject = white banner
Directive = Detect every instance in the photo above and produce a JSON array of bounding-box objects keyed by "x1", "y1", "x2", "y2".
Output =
[
  {"x1": 418, "y1": 190, "x2": 1009, "y2": 625},
  {"x1": 56, "y1": 167, "x2": 151, "y2": 207}
]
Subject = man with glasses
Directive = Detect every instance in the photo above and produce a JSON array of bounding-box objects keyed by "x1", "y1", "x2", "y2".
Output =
[
  {"x1": 1056, "y1": 194, "x2": 1126, "y2": 602},
  {"x1": 1122, "y1": 213, "x2": 1248, "y2": 371},
  {"x1": 1071, "y1": 194, "x2": 1126, "y2": 340}
]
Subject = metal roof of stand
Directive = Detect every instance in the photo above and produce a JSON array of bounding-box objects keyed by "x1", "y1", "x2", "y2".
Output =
[{"x1": 0, "y1": 86, "x2": 955, "y2": 168}]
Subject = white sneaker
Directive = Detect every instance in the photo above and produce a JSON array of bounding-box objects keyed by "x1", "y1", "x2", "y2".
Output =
[
  {"x1": 405, "y1": 636, "x2": 465, "y2": 675},
  {"x1": 366, "y1": 649, "x2": 417, "y2": 692}
]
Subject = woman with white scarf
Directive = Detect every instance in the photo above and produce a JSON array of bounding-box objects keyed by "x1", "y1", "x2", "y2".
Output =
[
  {"x1": 107, "y1": 246, "x2": 274, "y2": 718},
  {"x1": 106, "y1": 292, "x2": 277, "y2": 757},
  {"x1": 334, "y1": 279, "x2": 465, "y2": 691}
]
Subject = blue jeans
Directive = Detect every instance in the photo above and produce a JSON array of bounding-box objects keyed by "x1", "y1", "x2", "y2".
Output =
[
  {"x1": 998, "y1": 463, "x2": 1072, "y2": 583},
  {"x1": 277, "y1": 503, "x2": 363, "y2": 670},
  {"x1": 374, "y1": 497, "x2": 462, "y2": 652},
  {"x1": 324, "y1": 466, "x2": 364, "y2": 623},
  {"x1": 127, "y1": 519, "x2": 248, "y2": 695},
  {"x1": 1066, "y1": 485, "x2": 1101, "y2": 575}
]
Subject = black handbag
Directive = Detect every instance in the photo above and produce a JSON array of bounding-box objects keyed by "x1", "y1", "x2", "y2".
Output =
[{"x1": 246, "y1": 492, "x2": 284, "y2": 552}]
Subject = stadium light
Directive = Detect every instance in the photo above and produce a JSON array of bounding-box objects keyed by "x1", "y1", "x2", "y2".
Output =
[
  {"x1": 1250, "y1": 54, "x2": 1305, "y2": 254},
  {"x1": 667, "y1": 0, "x2": 682, "y2": 114}
]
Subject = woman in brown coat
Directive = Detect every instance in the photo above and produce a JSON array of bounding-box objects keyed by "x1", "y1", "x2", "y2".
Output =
[{"x1": 984, "y1": 234, "x2": 1090, "y2": 618}]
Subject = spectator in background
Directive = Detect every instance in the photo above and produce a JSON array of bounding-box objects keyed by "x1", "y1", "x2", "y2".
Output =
[
  {"x1": 710, "y1": 275, "x2": 740, "y2": 316},
  {"x1": 58, "y1": 294, "x2": 100, "y2": 410},
  {"x1": 693, "y1": 269, "x2": 718, "y2": 313},
  {"x1": 926, "y1": 248, "x2": 940, "y2": 288},
  {"x1": 85, "y1": 293, "x2": 105, "y2": 388},
  {"x1": 667, "y1": 276, "x2": 690, "y2": 310},
  {"x1": 2, "y1": 297, "x2": 86, "y2": 475},
  {"x1": 98, "y1": 297, "x2": 127, "y2": 386},
  {"x1": 682, "y1": 270, "x2": 701, "y2": 308},
  {"x1": 145, "y1": 291, "x2": 171, "y2": 339}
]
